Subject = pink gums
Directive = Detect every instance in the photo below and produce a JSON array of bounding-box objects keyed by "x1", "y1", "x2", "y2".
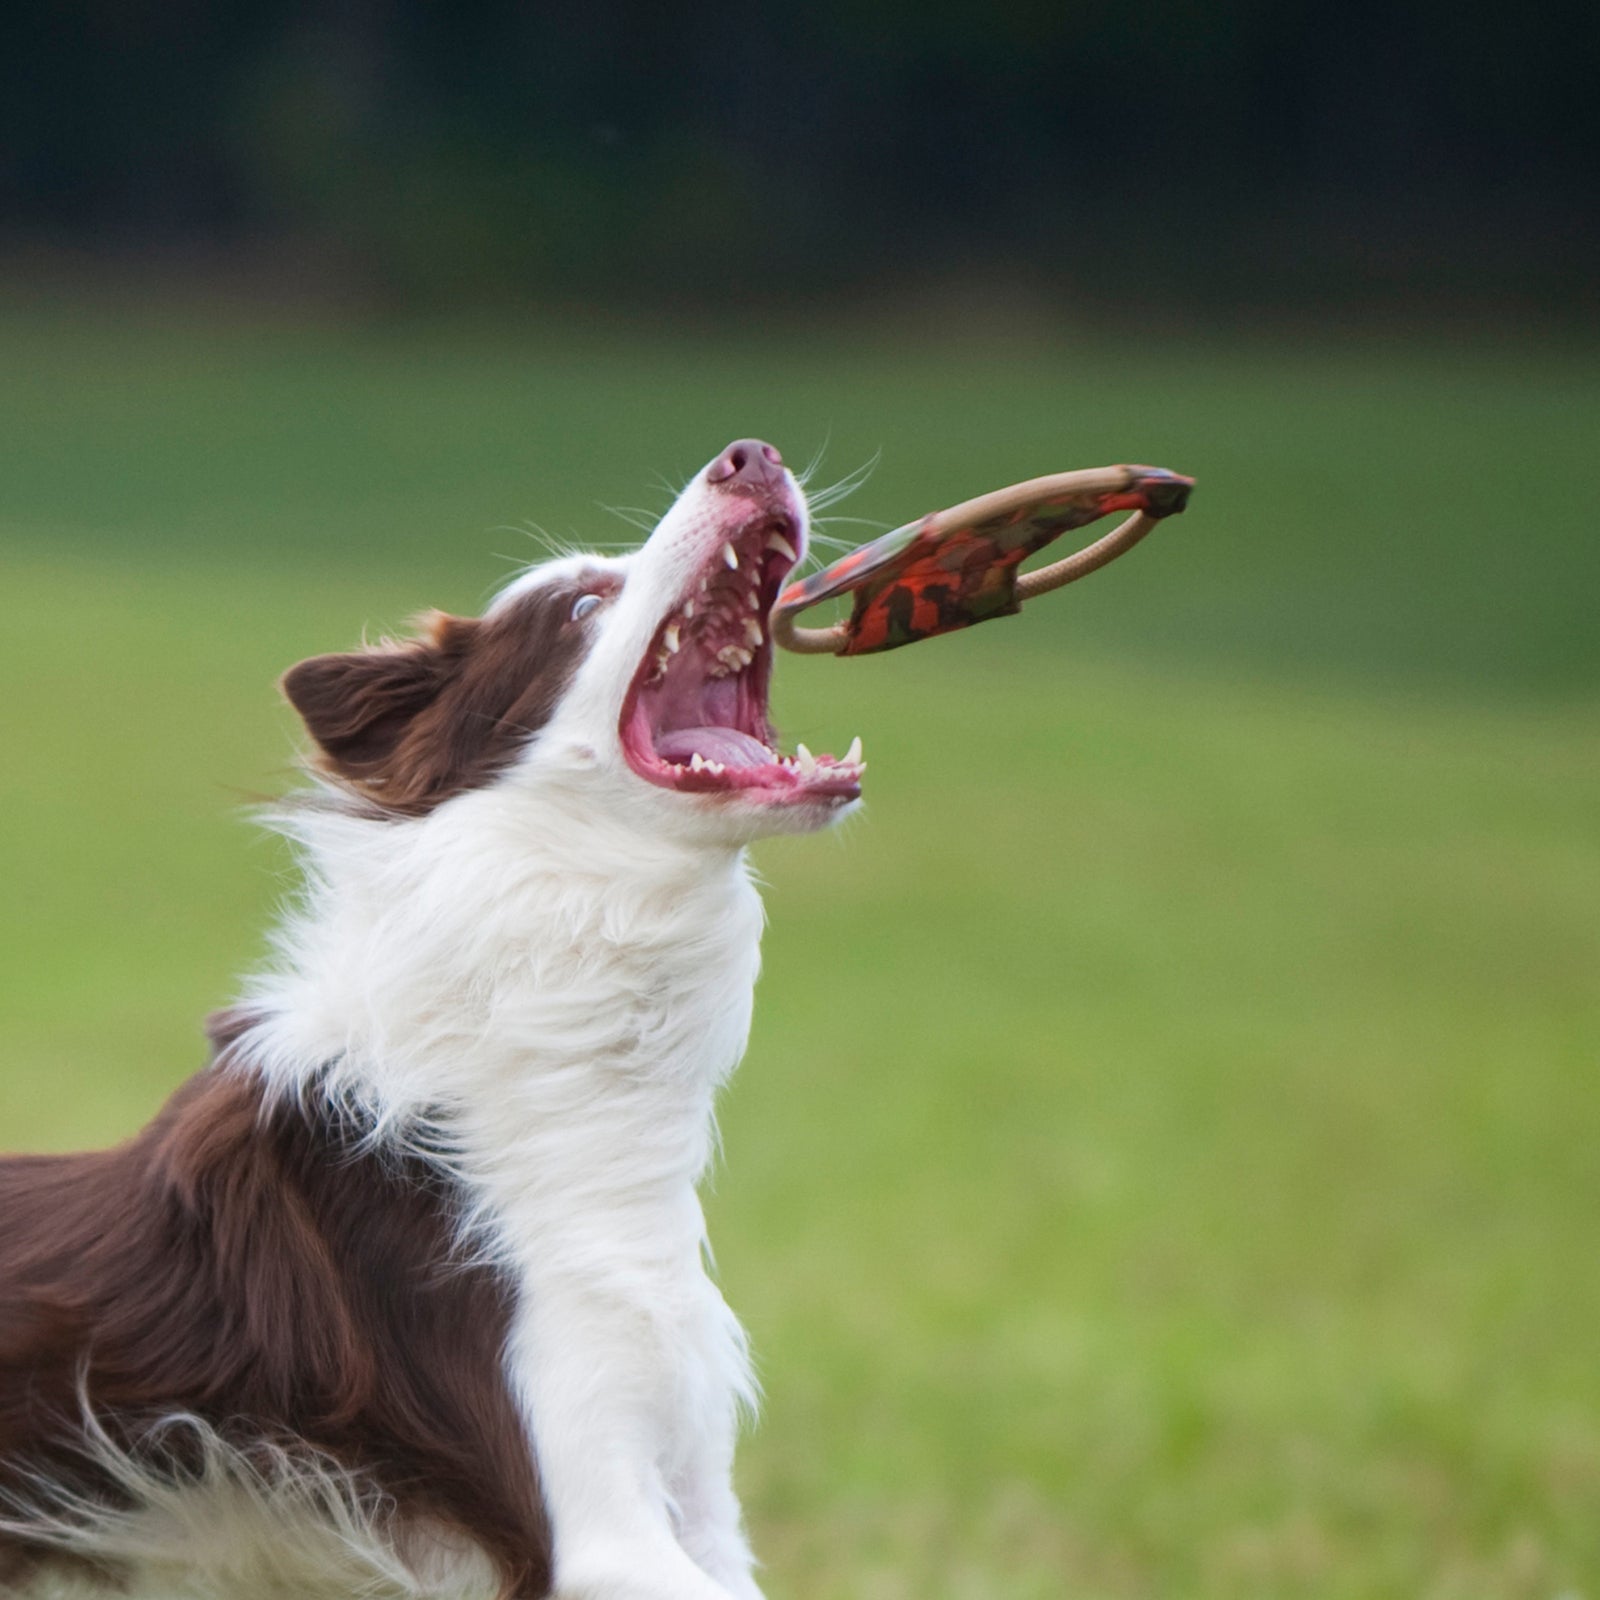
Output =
[{"x1": 619, "y1": 508, "x2": 862, "y2": 805}]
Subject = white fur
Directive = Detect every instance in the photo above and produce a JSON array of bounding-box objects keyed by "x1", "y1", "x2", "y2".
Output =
[
  {"x1": 183, "y1": 461, "x2": 843, "y2": 1599},
  {"x1": 1, "y1": 1407, "x2": 487, "y2": 1599}
]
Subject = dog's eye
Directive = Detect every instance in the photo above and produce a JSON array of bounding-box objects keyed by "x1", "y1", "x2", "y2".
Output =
[{"x1": 570, "y1": 593, "x2": 605, "y2": 622}]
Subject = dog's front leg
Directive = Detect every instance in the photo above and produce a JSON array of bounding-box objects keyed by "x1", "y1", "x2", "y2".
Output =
[
  {"x1": 514, "y1": 1293, "x2": 751, "y2": 1600},
  {"x1": 668, "y1": 1444, "x2": 765, "y2": 1600}
]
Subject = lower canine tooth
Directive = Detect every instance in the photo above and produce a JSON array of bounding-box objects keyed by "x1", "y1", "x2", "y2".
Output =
[
  {"x1": 664, "y1": 624, "x2": 680, "y2": 652},
  {"x1": 767, "y1": 532, "x2": 798, "y2": 561},
  {"x1": 690, "y1": 754, "x2": 705, "y2": 771},
  {"x1": 723, "y1": 542, "x2": 739, "y2": 570},
  {"x1": 744, "y1": 618, "x2": 763, "y2": 646},
  {"x1": 845, "y1": 735, "x2": 863, "y2": 764}
]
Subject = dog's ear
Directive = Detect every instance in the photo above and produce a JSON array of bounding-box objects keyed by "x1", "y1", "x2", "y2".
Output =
[{"x1": 281, "y1": 613, "x2": 480, "y2": 780}]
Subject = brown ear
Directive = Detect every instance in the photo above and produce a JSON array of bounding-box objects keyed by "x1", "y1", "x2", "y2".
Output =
[{"x1": 281, "y1": 614, "x2": 478, "y2": 778}]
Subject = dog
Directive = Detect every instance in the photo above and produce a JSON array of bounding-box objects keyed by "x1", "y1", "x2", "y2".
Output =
[{"x1": 0, "y1": 439, "x2": 865, "y2": 1600}]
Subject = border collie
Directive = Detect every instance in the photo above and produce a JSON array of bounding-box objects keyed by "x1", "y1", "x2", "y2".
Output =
[{"x1": 0, "y1": 440, "x2": 864, "y2": 1600}]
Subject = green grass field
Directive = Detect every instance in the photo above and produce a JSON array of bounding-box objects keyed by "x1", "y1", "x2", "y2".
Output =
[{"x1": 1, "y1": 303, "x2": 1596, "y2": 1598}]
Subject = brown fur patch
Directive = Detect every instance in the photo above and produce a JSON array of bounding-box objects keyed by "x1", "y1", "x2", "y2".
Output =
[
  {"x1": 282, "y1": 573, "x2": 619, "y2": 817},
  {"x1": 0, "y1": 1011, "x2": 551, "y2": 1597}
]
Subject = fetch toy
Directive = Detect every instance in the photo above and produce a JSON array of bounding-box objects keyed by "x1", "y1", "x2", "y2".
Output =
[{"x1": 772, "y1": 463, "x2": 1194, "y2": 656}]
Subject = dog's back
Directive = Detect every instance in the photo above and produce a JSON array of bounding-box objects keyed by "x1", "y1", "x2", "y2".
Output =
[{"x1": 0, "y1": 1024, "x2": 548, "y2": 1597}]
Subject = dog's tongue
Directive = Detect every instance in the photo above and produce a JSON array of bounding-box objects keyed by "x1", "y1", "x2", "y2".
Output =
[{"x1": 656, "y1": 726, "x2": 773, "y2": 768}]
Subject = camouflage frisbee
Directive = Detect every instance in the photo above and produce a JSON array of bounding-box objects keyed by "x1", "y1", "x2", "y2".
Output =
[{"x1": 772, "y1": 463, "x2": 1194, "y2": 656}]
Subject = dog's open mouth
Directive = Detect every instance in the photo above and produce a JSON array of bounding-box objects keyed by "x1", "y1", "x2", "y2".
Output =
[{"x1": 619, "y1": 511, "x2": 863, "y2": 804}]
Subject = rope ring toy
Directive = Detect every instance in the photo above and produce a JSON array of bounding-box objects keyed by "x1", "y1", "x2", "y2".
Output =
[{"x1": 772, "y1": 463, "x2": 1195, "y2": 656}]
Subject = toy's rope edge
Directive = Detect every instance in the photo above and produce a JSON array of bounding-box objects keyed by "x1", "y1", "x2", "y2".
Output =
[
  {"x1": 1014, "y1": 509, "x2": 1157, "y2": 600},
  {"x1": 770, "y1": 608, "x2": 848, "y2": 654},
  {"x1": 924, "y1": 463, "x2": 1139, "y2": 535}
]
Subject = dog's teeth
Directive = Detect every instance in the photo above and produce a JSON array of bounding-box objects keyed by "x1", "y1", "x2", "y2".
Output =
[
  {"x1": 845, "y1": 735, "x2": 863, "y2": 765},
  {"x1": 745, "y1": 588, "x2": 761, "y2": 609},
  {"x1": 766, "y1": 532, "x2": 798, "y2": 561},
  {"x1": 723, "y1": 542, "x2": 739, "y2": 570},
  {"x1": 683, "y1": 598, "x2": 695, "y2": 618},
  {"x1": 795, "y1": 742, "x2": 817, "y2": 776},
  {"x1": 706, "y1": 761, "x2": 726, "y2": 775},
  {"x1": 690, "y1": 753, "x2": 705, "y2": 771},
  {"x1": 743, "y1": 618, "x2": 763, "y2": 646},
  {"x1": 664, "y1": 623, "x2": 680, "y2": 653}
]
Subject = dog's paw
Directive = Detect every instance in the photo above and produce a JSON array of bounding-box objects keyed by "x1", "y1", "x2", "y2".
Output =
[
  {"x1": 558, "y1": 1575, "x2": 735, "y2": 1600},
  {"x1": 556, "y1": 1548, "x2": 740, "y2": 1600}
]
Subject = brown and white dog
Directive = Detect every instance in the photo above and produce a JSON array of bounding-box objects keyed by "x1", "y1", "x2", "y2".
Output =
[{"x1": 0, "y1": 441, "x2": 864, "y2": 1600}]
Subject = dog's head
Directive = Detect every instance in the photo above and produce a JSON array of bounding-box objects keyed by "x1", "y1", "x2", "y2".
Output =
[{"x1": 282, "y1": 440, "x2": 863, "y2": 845}]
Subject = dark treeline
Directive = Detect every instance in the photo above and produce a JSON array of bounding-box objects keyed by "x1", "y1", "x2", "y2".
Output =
[{"x1": 3, "y1": 0, "x2": 1596, "y2": 312}]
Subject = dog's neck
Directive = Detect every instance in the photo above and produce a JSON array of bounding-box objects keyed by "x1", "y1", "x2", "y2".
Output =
[{"x1": 237, "y1": 781, "x2": 765, "y2": 1210}]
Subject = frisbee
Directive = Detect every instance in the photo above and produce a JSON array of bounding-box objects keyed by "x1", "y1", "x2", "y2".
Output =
[{"x1": 772, "y1": 463, "x2": 1194, "y2": 656}]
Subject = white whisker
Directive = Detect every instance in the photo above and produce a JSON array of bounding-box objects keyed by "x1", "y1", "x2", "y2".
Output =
[
  {"x1": 595, "y1": 503, "x2": 660, "y2": 537},
  {"x1": 805, "y1": 449, "x2": 882, "y2": 512},
  {"x1": 795, "y1": 428, "x2": 833, "y2": 489}
]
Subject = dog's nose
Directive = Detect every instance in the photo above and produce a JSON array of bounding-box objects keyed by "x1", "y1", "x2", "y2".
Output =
[{"x1": 706, "y1": 439, "x2": 785, "y2": 488}]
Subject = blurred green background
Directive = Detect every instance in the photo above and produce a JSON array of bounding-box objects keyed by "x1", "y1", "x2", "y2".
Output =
[
  {"x1": 3, "y1": 4, "x2": 1598, "y2": 1597},
  {"x1": 1, "y1": 307, "x2": 1595, "y2": 1599}
]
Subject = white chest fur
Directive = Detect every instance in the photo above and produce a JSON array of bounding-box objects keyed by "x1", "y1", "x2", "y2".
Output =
[{"x1": 242, "y1": 782, "x2": 770, "y2": 1599}]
